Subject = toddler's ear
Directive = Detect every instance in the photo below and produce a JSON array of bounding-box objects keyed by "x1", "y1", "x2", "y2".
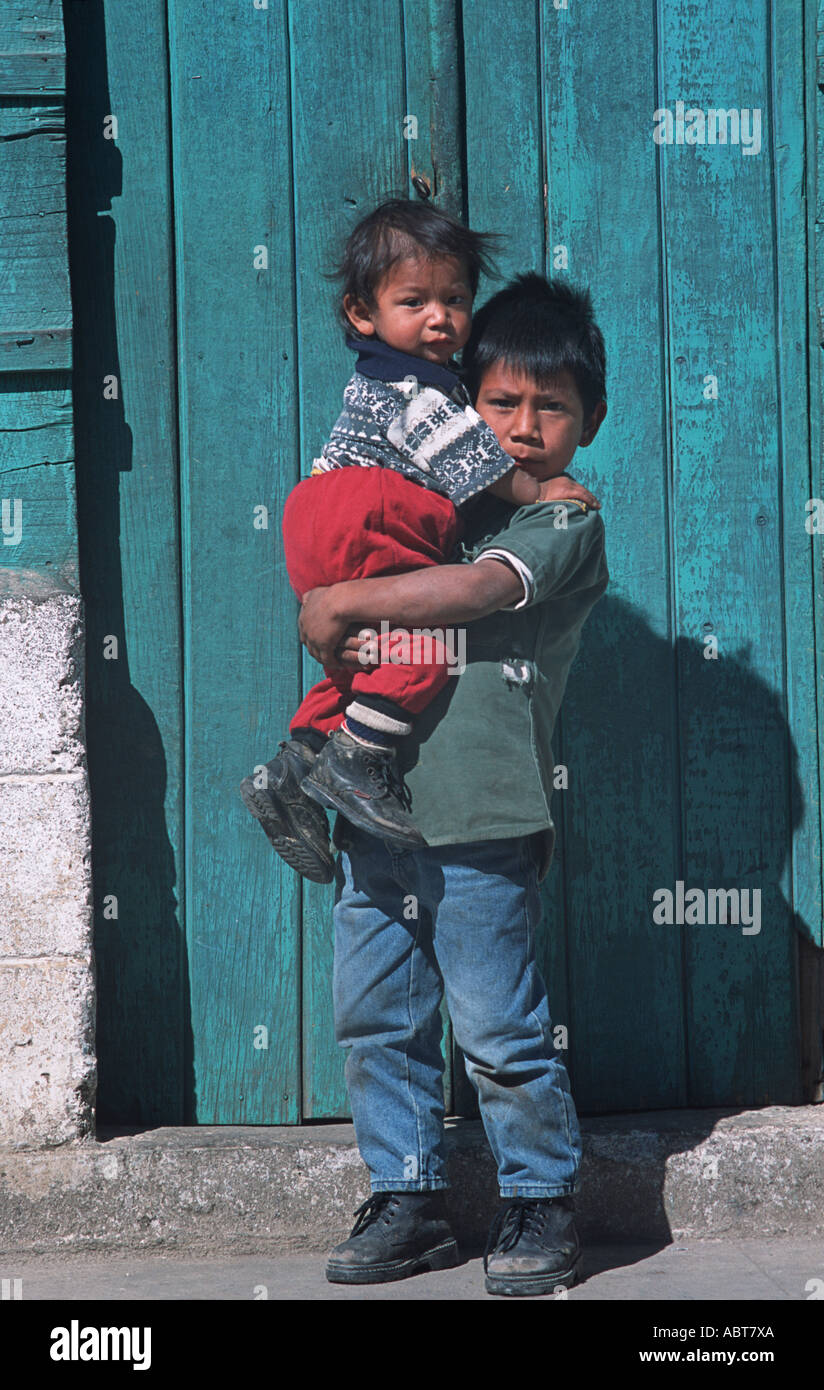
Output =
[{"x1": 343, "y1": 293, "x2": 376, "y2": 337}]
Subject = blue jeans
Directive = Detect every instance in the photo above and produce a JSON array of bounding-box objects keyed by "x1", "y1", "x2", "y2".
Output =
[{"x1": 332, "y1": 821, "x2": 582, "y2": 1197}]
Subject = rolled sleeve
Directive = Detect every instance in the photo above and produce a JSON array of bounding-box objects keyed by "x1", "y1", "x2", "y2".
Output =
[
  {"x1": 472, "y1": 549, "x2": 534, "y2": 609},
  {"x1": 472, "y1": 501, "x2": 608, "y2": 608}
]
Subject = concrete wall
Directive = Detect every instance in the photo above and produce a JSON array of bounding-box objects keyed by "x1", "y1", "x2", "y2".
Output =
[{"x1": 0, "y1": 570, "x2": 95, "y2": 1147}]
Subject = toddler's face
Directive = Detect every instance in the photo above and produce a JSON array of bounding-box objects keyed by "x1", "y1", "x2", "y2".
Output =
[
  {"x1": 344, "y1": 254, "x2": 472, "y2": 364},
  {"x1": 474, "y1": 362, "x2": 605, "y2": 481}
]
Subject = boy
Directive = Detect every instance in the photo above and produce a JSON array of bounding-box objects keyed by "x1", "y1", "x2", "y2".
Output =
[
  {"x1": 297, "y1": 272, "x2": 608, "y2": 1296},
  {"x1": 240, "y1": 201, "x2": 593, "y2": 878}
]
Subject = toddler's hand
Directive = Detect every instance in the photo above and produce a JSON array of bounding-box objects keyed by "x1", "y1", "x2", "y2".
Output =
[{"x1": 536, "y1": 474, "x2": 600, "y2": 508}]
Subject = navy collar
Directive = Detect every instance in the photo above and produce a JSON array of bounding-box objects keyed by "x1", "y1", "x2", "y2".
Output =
[{"x1": 345, "y1": 333, "x2": 464, "y2": 393}]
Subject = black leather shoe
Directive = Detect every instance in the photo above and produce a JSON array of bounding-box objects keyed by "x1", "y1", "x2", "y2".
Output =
[
  {"x1": 239, "y1": 740, "x2": 335, "y2": 883},
  {"x1": 301, "y1": 729, "x2": 427, "y2": 849},
  {"x1": 483, "y1": 1195, "x2": 583, "y2": 1297},
  {"x1": 325, "y1": 1191, "x2": 460, "y2": 1284}
]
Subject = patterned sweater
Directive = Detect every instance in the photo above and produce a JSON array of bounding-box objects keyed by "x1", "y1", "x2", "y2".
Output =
[{"x1": 309, "y1": 336, "x2": 516, "y2": 508}]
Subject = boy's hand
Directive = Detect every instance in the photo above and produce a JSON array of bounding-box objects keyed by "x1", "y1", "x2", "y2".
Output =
[
  {"x1": 298, "y1": 587, "x2": 378, "y2": 669},
  {"x1": 536, "y1": 474, "x2": 600, "y2": 509}
]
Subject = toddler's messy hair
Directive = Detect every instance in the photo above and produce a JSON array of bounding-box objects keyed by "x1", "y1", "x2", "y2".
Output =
[{"x1": 332, "y1": 198, "x2": 501, "y2": 335}]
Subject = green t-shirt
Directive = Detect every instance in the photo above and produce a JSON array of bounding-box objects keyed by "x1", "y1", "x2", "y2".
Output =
[{"x1": 385, "y1": 495, "x2": 609, "y2": 872}]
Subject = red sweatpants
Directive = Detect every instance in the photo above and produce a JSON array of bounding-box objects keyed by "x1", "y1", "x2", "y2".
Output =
[{"x1": 282, "y1": 467, "x2": 463, "y2": 736}]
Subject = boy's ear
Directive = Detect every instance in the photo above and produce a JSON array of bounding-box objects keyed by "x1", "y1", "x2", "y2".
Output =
[
  {"x1": 579, "y1": 399, "x2": 607, "y2": 447},
  {"x1": 342, "y1": 292, "x2": 377, "y2": 337}
]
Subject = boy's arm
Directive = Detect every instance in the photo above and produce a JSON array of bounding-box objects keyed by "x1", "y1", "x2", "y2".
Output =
[
  {"x1": 298, "y1": 559, "x2": 524, "y2": 669},
  {"x1": 298, "y1": 499, "x2": 606, "y2": 668}
]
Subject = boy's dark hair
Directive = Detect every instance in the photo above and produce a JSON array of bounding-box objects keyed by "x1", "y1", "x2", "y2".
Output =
[
  {"x1": 333, "y1": 199, "x2": 500, "y2": 335},
  {"x1": 462, "y1": 273, "x2": 606, "y2": 419}
]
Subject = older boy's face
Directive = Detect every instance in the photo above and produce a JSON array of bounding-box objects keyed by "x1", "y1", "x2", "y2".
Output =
[
  {"x1": 474, "y1": 363, "x2": 605, "y2": 480},
  {"x1": 344, "y1": 255, "x2": 473, "y2": 364}
]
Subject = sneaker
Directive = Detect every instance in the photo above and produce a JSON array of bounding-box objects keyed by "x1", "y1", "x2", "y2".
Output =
[
  {"x1": 483, "y1": 1195, "x2": 583, "y2": 1297},
  {"x1": 239, "y1": 740, "x2": 335, "y2": 883},
  {"x1": 300, "y1": 728, "x2": 427, "y2": 849},
  {"x1": 325, "y1": 1191, "x2": 460, "y2": 1284}
]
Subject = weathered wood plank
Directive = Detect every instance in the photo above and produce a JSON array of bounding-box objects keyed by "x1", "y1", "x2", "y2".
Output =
[
  {"x1": 659, "y1": 0, "x2": 800, "y2": 1103},
  {"x1": 287, "y1": 0, "x2": 417, "y2": 1118},
  {"x1": 463, "y1": 0, "x2": 545, "y2": 287},
  {"x1": 0, "y1": 15, "x2": 72, "y2": 568},
  {"x1": 540, "y1": 0, "x2": 686, "y2": 1111},
  {"x1": 0, "y1": 53, "x2": 65, "y2": 95},
  {"x1": 0, "y1": 0, "x2": 64, "y2": 95},
  {"x1": 808, "y1": 2, "x2": 824, "y2": 953},
  {"x1": 774, "y1": 2, "x2": 823, "y2": 1105},
  {"x1": 0, "y1": 330, "x2": 71, "y2": 369},
  {"x1": 0, "y1": 372, "x2": 75, "y2": 577},
  {"x1": 797, "y1": 0, "x2": 824, "y2": 1100},
  {"x1": 64, "y1": 0, "x2": 186, "y2": 1122},
  {"x1": 401, "y1": 0, "x2": 463, "y2": 218},
  {"x1": 168, "y1": 0, "x2": 301, "y2": 1122},
  {"x1": 0, "y1": 103, "x2": 70, "y2": 369}
]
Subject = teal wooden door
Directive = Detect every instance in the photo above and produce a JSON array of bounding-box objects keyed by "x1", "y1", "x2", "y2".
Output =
[
  {"x1": 68, "y1": 0, "x2": 822, "y2": 1125},
  {"x1": 461, "y1": 0, "x2": 821, "y2": 1110}
]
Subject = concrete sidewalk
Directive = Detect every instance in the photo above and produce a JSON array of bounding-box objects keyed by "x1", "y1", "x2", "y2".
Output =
[
  {"x1": 3, "y1": 1238, "x2": 822, "y2": 1300},
  {"x1": 1, "y1": 1106, "x2": 822, "y2": 1260}
]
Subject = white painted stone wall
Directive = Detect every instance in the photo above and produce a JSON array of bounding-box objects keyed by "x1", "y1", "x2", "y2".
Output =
[{"x1": 0, "y1": 568, "x2": 95, "y2": 1147}]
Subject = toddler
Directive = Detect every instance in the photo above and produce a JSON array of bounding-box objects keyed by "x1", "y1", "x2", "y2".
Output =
[{"x1": 240, "y1": 200, "x2": 589, "y2": 880}]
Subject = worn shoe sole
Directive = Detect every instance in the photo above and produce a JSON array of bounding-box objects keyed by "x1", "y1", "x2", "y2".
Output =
[
  {"x1": 300, "y1": 774, "x2": 428, "y2": 850},
  {"x1": 484, "y1": 1250, "x2": 584, "y2": 1297},
  {"x1": 239, "y1": 777, "x2": 335, "y2": 884},
  {"x1": 325, "y1": 1237, "x2": 460, "y2": 1284}
]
